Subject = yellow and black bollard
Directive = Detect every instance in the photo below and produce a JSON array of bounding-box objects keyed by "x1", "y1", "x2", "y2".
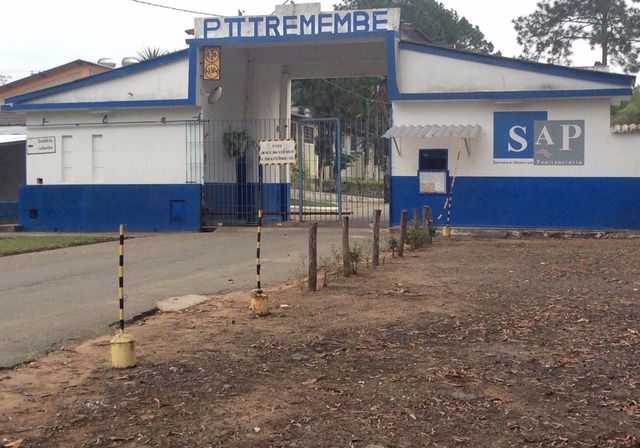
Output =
[
  {"x1": 250, "y1": 207, "x2": 270, "y2": 316},
  {"x1": 110, "y1": 224, "x2": 136, "y2": 368}
]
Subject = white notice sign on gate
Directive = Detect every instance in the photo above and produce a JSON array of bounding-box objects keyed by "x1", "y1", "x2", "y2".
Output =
[{"x1": 259, "y1": 140, "x2": 297, "y2": 165}]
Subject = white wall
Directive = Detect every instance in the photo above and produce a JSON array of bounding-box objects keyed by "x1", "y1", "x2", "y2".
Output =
[
  {"x1": 391, "y1": 98, "x2": 640, "y2": 178},
  {"x1": 197, "y1": 44, "x2": 296, "y2": 184},
  {"x1": 25, "y1": 107, "x2": 201, "y2": 185},
  {"x1": 28, "y1": 58, "x2": 189, "y2": 104},
  {"x1": 397, "y1": 48, "x2": 624, "y2": 94}
]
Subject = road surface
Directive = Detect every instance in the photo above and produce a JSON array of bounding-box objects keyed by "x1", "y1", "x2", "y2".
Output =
[{"x1": 0, "y1": 226, "x2": 374, "y2": 368}]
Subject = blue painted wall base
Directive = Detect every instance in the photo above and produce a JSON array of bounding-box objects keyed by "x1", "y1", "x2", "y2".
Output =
[
  {"x1": 390, "y1": 176, "x2": 640, "y2": 229},
  {"x1": 19, "y1": 184, "x2": 202, "y2": 232},
  {"x1": 202, "y1": 182, "x2": 290, "y2": 224}
]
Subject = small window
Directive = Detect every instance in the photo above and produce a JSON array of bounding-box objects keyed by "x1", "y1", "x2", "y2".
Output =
[
  {"x1": 419, "y1": 149, "x2": 448, "y2": 194},
  {"x1": 419, "y1": 149, "x2": 448, "y2": 170}
]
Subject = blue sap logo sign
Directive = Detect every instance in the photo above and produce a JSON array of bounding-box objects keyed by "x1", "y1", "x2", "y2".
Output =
[{"x1": 494, "y1": 111, "x2": 548, "y2": 159}]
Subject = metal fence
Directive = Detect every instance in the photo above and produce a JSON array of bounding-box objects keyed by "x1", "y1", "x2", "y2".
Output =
[{"x1": 187, "y1": 115, "x2": 389, "y2": 227}]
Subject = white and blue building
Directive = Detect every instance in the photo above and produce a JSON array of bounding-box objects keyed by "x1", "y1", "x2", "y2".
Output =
[
  {"x1": 385, "y1": 43, "x2": 638, "y2": 229},
  {"x1": 2, "y1": 2, "x2": 638, "y2": 231}
]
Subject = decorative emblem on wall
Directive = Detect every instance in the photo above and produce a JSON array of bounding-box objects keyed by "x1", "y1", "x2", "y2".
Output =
[{"x1": 203, "y1": 46, "x2": 220, "y2": 80}]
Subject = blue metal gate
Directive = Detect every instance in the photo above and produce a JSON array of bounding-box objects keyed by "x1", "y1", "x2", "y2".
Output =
[{"x1": 291, "y1": 115, "x2": 389, "y2": 225}]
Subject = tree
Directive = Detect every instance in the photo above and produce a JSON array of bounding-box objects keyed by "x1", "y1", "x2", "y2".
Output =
[
  {"x1": 293, "y1": 77, "x2": 388, "y2": 119},
  {"x1": 293, "y1": 0, "x2": 496, "y2": 119},
  {"x1": 0, "y1": 74, "x2": 12, "y2": 86},
  {"x1": 513, "y1": 0, "x2": 640, "y2": 72},
  {"x1": 612, "y1": 86, "x2": 640, "y2": 124},
  {"x1": 337, "y1": 0, "x2": 495, "y2": 54}
]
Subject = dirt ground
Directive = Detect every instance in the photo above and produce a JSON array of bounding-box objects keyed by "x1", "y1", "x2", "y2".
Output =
[{"x1": 1, "y1": 234, "x2": 640, "y2": 448}]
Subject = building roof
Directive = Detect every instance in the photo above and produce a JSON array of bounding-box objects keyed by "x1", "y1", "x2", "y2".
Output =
[
  {"x1": 1, "y1": 50, "x2": 191, "y2": 112},
  {"x1": 0, "y1": 111, "x2": 25, "y2": 126},
  {"x1": 0, "y1": 134, "x2": 26, "y2": 145},
  {"x1": 0, "y1": 60, "x2": 112, "y2": 98}
]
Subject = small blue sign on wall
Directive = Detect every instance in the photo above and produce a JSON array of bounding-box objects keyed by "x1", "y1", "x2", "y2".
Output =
[{"x1": 494, "y1": 111, "x2": 548, "y2": 159}]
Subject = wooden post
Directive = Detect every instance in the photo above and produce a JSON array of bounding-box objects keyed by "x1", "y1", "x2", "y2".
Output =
[
  {"x1": 423, "y1": 205, "x2": 432, "y2": 245},
  {"x1": 411, "y1": 209, "x2": 419, "y2": 249},
  {"x1": 342, "y1": 216, "x2": 351, "y2": 276},
  {"x1": 308, "y1": 222, "x2": 318, "y2": 292},
  {"x1": 398, "y1": 210, "x2": 408, "y2": 257},
  {"x1": 372, "y1": 209, "x2": 381, "y2": 267}
]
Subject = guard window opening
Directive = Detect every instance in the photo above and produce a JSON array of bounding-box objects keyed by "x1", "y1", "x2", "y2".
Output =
[
  {"x1": 418, "y1": 149, "x2": 448, "y2": 194},
  {"x1": 419, "y1": 149, "x2": 448, "y2": 170}
]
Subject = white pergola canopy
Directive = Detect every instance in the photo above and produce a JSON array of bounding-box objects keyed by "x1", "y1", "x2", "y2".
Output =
[{"x1": 382, "y1": 124, "x2": 481, "y2": 139}]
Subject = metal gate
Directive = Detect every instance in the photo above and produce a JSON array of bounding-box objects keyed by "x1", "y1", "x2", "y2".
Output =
[
  {"x1": 292, "y1": 116, "x2": 389, "y2": 225},
  {"x1": 188, "y1": 115, "x2": 389, "y2": 227}
]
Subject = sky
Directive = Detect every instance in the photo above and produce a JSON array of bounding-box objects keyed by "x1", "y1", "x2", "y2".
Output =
[{"x1": 1, "y1": 0, "x2": 601, "y2": 83}]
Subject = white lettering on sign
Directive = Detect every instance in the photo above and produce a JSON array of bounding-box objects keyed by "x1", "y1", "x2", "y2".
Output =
[
  {"x1": 259, "y1": 140, "x2": 297, "y2": 165},
  {"x1": 560, "y1": 124, "x2": 582, "y2": 151},
  {"x1": 507, "y1": 125, "x2": 528, "y2": 152},
  {"x1": 195, "y1": 9, "x2": 399, "y2": 39},
  {"x1": 27, "y1": 136, "x2": 56, "y2": 155}
]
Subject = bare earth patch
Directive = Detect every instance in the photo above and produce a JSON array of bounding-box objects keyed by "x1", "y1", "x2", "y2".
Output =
[{"x1": 1, "y1": 236, "x2": 639, "y2": 448}]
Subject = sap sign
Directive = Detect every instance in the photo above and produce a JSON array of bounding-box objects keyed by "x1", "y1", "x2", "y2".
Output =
[
  {"x1": 533, "y1": 120, "x2": 584, "y2": 165},
  {"x1": 494, "y1": 112, "x2": 585, "y2": 166},
  {"x1": 494, "y1": 111, "x2": 548, "y2": 159}
]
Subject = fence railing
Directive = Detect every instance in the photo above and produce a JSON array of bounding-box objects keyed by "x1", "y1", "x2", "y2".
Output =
[{"x1": 188, "y1": 116, "x2": 390, "y2": 226}]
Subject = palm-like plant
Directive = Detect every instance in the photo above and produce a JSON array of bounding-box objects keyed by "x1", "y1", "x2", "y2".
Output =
[
  {"x1": 223, "y1": 130, "x2": 256, "y2": 158},
  {"x1": 136, "y1": 47, "x2": 169, "y2": 61}
]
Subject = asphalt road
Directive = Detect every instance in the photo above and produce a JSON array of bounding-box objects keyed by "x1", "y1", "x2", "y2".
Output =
[{"x1": 0, "y1": 226, "x2": 373, "y2": 368}]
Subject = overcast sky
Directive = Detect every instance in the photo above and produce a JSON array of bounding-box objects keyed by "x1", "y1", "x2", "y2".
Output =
[{"x1": 1, "y1": 0, "x2": 601, "y2": 82}]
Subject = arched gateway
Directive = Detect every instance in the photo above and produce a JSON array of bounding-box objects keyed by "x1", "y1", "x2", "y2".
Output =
[{"x1": 3, "y1": 3, "x2": 638, "y2": 231}]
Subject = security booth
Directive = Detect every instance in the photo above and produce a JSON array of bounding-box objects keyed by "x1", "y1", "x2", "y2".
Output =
[{"x1": 383, "y1": 43, "x2": 638, "y2": 229}]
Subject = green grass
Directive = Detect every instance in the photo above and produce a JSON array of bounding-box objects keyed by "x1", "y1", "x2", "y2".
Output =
[{"x1": 0, "y1": 235, "x2": 117, "y2": 256}]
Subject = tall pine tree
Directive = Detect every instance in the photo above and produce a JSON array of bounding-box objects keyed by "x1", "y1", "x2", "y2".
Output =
[{"x1": 514, "y1": 0, "x2": 640, "y2": 72}]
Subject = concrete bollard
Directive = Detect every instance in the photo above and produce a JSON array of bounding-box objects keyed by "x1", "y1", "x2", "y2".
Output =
[
  {"x1": 250, "y1": 288, "x2": 270, "y2": 316},
  {"x1": 111, "y1": 332, "x2": 136, "y2": 368}
]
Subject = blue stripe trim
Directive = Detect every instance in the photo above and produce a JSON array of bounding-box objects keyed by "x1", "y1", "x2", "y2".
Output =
[
  {"x1": 8, "y1": 99, "x2": 194, "y2": 111},
  {"x1": 189, "y1": 30, "x2": 390, "y2": 45},
  {"x1": 398, "y1": 41, "x2": 636, "y2": 86},
  {"x1": 386, "y1": 32, "x2": 399, "y2": 99},
  {"x1": 2, "y1": 50, "x2": 190, "y2": 111},
  {"x1": 5, "y1": 50, "x2": 189, "y2": 105},
  {"x1": 389, "y1": 88, "x2": 633, "y2": 102},
  {"x1": 390, "y1": 176, "x2": 640, "y2": 229}
]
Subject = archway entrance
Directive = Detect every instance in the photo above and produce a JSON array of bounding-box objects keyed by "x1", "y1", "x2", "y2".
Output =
[{"x1": 189, "y1": 4, "x2": 403, "y2": 228}]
